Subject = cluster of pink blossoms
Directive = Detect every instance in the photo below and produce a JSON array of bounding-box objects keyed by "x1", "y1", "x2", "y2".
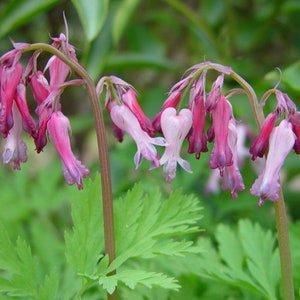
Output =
[
  {"x1": 0, "y1": 34, "x2": 89, "y2": 189},
  {"x1": 1, "y1": 31, "x2": 299, "y2": 205},
  {"x1": 98, "y1": 63, "x2": 300, "y2": 206}
]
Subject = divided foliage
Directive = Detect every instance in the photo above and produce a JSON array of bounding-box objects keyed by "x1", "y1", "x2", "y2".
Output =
[
  {"x1": 188, "y1": 220, "x2": 281, "y2": 300},
  {"x1": 65, "y1": 174, "x2": 203, "y2": 295}
]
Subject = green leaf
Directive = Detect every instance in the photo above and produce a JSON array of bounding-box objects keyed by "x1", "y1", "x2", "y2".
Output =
[
  {"x1": 99, "y1": 269, "x2": 179, "y2": 294},
  {"x1": 191, "y1": 219, "x2": 280, "y2": 299},
  {"x1": 108, "y1": 185, "x2": 203, "y2": 272},
  {"x1": 0, "y1": 0, "x2": 59, "y2": 38},
  {"x1": 112, "y1": 0, "x2": 141, "y2": 44},
  {"x1": 64, "y1": 174, "x2": 104, "y2": 277},
  {"x1": 72, "y1": 0, "x2": 109, "y2": 41},
  {"x1": 37, "y1": 270, "x2": 60, "y2": 300},
  {"x1": 116, "y1": 269, "x2": 180, "y2": 290},
  {"x1": 239, "y1": 219, "x2": 280, "y2": 297},
  {"x1": 0, "y1": 223, "x2": 38, "y2": 298}
]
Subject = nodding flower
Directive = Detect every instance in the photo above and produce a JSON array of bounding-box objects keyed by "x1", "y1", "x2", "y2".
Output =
[{"x1": 159, "y1": 107, "x2": 193, "y2": 182}]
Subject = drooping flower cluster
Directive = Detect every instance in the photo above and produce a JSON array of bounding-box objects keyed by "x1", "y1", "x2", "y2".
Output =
[
  {"x1": 0, "y1": 34, "x2": 89, "y2": 189},
  {"x1": 98, "y1": 62, "x2": 300, "y2": 205},
  {"x1": 249, "y1": 90, "x2": 299, "y2": 206}
]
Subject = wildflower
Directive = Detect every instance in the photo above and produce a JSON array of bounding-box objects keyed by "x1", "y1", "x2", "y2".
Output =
[
  {"x1": 209, "y1": 95, "x2": 233, "y2": 175},
  {"x1": 188, "y1": 74, "x2": 208, "y2": 159},
  {"x1": 121, "y1": 89, "x2": 154, "y2": 135},
  {"x1": 109, "y1": 102, "x2": 166, "y2": 168},
  {"x1": 159, "y1": 107, "x2": 193, "y2": 182},
  {"x1": 0, "y1": 61, "x2": 23, "y2": 137},
  {"x1": 249, "y1": 112, "x2": 277, "y2": 160},
  {"x1": 250, "y1": 120, "x2": 295, "y2": 206},
  {"x1": 221, "y1": 119, "x2": 245, "y2": 198},
  {"x1": 2, "y1": 103, "x2": 27, "y2": 169},
  {"x1": 47, "y1": 111, "x2": 89, "y2": 189}
]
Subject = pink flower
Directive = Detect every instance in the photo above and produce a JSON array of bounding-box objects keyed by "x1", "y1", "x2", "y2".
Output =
[
  {"x1": 209, "y1": 95, "x2": 233, "y2": 175},
  {"x1": 152, "y1": 89, "x2": 182, "y2": 133},
  {"x1": 159, "y1": 107, "x2": 193, "y2": 182},
  {"x1": 221, "y1": 119, "x2": 245, "y2": 198},
  {"x1": 0, "y1": 62, "x2": 23, "y2": 137},
  {"x1": 249, "y1": 112, "x2": 277, "y2": 160},
  {"x1": 110, "y1": 103, "x2": 166, "y2": 168},
  {"x1": 205, "y1": 73, "x2": 224, "y2": 112},
  {"x1": 250, "y1": 120, "x2": 295, "y2": 206},
  {"x1": 188, "y1": 76, "x2": 208, "y2": 159},
  {"x1": 15, "y1": 83, "x2": 37, "y2": 138},
  {"x1": 47, "y1": 111, "x2": 89, "y2": 189},
  {"x1": 2, "y1": 103, "x2": 27, "y2": 169}
]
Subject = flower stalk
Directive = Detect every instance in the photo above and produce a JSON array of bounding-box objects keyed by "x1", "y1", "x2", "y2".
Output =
[{"x1": 24, "y1": 43, "x2": 116, "y2": 299}]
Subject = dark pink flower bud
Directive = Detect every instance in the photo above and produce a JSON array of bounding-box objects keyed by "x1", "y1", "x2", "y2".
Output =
[
  {"x1": 0, "y1": 62, "x2": 23, "y2": 137},
  {"x1": 188, "y1": 77, "x2": 208, "y2": 159},
  {"x1": 249, "y1": 112, "x2": 277, "y2": 160},
  {"x1": 15, "y1": 83, "x2": 36, "y2": 138},
  {"x1": 122, "y1": 89, "x2": 154, "y2": 135},
  {"x1": 209, "y1": 95, "x2": 233, "y2": 175}
]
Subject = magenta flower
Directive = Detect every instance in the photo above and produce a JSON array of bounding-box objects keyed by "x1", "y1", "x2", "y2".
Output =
[
  {"x1": 188, "y1": 75, "x2": 208, "y2": 159},
  {"x1": 221, "y1": 119, "x2": 245, "y2": 198},
  {"x1": 250, "y1": 120, "x2": 295, "y2": 206},
  {"x1": 15, "y1": 83, "x2": 37, "y2": 138},
  {"x1": 0, "y1": 61, "x2": 23, "y2": 137},
  {"x1": 47, "y1": 111, "x2": 89, "y2": 189},
  {"x1": 109, "y1": 103, "x2": 166, "y2": 168},
  {"x1": 209, "y1": 95, "x2": 233, "y2": 175},
  {"x1": 2, "y1": 103, "x2": 27, "y2": 169},
  {"x1": 159, "y1": 107, "x2": 193, "y2": 182},
  {"x1": 249, "y1": 112, "x2": 277, "y2": 160}
]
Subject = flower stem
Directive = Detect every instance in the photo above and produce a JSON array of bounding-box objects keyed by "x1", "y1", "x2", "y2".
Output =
[
  {"x1": 231, "y1": 69, "x2": 295, "y2": 300},
  {"x1": 274, "y1": 190, "x2": 295, "y2": 300},
  {"x1": 24, "y1": 44, "x2": 117, "y2": 299}
]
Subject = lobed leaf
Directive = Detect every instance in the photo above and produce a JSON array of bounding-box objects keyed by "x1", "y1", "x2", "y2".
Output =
[{"x1": 64, "y1": 173, "x2": 104, "y2": 277}]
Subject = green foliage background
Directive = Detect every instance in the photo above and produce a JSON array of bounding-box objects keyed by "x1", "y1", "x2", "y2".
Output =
[{"x1": 1, "y1": 0, "x2": 300, "y2": 299}]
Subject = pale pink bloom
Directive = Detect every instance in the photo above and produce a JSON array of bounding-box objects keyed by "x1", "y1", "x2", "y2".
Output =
[
  {"x1": 249, "y1": 112, "x2": 276, "y2": 160},
  {"x1": 159, "y1": 107, "x2": 193, "y2": 182},
  {"x1": 209, "y1": 95, "x2": 233, "y2": 175},
  {"x1": 221, "y1": 119, "x2": 245, "y2": 198},
  {"x1": 110, "y1": 103, "x2": 165, "y2": 168},
  {"x1": 152, "y1": 89, "x2": 182, "y2": 133},
  {"x1": 250, "y1": 120, "x2": 296, "y2": 206},
  {"x1": 47, "y1": 111, "x2": 89, "y2": 189},
  {"x1": 188, "y1": 75, "x2": 208, "y2": 159},
  {"x1": 2, "y1": 103, "x2": 27, "y2": 169}
]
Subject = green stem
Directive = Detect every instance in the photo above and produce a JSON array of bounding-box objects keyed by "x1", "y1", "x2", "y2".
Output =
[
  {"x1": 24, "y1": 44, "x2": 117, "y2": 300},
  {"x1": 274, "y1": 190, "x2": 295, "y2": 300}
]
